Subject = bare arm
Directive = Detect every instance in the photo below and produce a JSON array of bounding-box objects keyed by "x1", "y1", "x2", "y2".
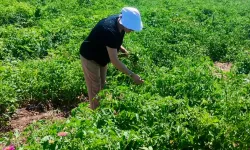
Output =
[
  {"x1": 107, "y1": 46, "x2": 144, "y2": 84},
  {"x1": 119, "y1": 45, "x2": 128, "y2": 54},
  {"x1": 107, "y1": 46, "x2": 132, "y2": 75}
]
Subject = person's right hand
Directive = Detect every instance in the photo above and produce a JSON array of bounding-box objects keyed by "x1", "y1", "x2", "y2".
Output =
[{"x1": 131, "y1": 74, "x2": 144, "y2": 84}]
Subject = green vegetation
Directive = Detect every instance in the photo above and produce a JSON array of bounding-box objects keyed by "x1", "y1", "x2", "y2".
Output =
[{"x1": 1, "y1": 0, "x2": 250, "y2": 149}]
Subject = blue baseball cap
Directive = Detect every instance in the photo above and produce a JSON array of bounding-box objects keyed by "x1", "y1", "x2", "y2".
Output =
[{"x1": 119, "y1": 7, "x2": 143, "y2": 31}]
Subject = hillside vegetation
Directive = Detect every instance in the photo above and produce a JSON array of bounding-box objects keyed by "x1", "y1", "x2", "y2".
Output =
[{"x1": 0, "y1": 0, "x2": 250, "y2": 149}]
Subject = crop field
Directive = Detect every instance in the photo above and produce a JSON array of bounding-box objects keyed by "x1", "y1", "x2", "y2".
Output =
[{"x1": 0, "y1": 0, "x2": 250, "y2": 149}]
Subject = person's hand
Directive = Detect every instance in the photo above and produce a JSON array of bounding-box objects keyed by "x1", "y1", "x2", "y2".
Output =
[
  {"x1": 122, "y1": 49, "x2": 129, "y2": 56},
  {"x1": 119, "y1": 46, "x2": 129, "y2": 57},
  {"x1": 131, "y1": 73, "x2": 144, "y2": 84},
  {"x1": 119, "y1": 49, "x2": 129, "y2": 57}
]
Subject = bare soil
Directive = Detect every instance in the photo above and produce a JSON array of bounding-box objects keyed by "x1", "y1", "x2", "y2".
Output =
[
  {"x1": 214, "y1": 62, "x2": 232, "y2": 72},
  {"x1": 10, "y1": 108, "x2": 65, "y2": 132},
  {"x1": 0, "y1": 95, "x2": 88, "y2": 133},
  {"x1": 213, "y1": 62, "x2": 232, "y2": 78}
]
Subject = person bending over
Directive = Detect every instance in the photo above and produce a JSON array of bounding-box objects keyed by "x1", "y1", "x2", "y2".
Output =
[{"x1": 80, "y1": 7, "x2": 144, "y2": 110}]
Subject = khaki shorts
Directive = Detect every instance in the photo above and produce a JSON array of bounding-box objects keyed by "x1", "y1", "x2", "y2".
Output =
[{"x1": 80, "y1": 55, "x2": 107, "y2": 109}]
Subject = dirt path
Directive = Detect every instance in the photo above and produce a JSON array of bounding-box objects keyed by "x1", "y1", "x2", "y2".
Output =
[
  {"x1": 0, "y1": 95, "x2": 87, "y2": 149},
  {"x1": 0, "y1": 95, "x2": 87, "y2": 133},
  {"x1": 10, "y1": 108, "x2": 65, "y2": 131},
  {"x1": 0, "y1": 106, "x2": 68, "y2": 134},
  {"x1": 0, "y1": 108, "x2": 67, "y2": 149}
]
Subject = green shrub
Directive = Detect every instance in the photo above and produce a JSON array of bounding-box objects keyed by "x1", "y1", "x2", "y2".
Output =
[
  {"x1": 0, "y1": 22, "x2": 73, "y2": 60},
  {"x1": 235, "y1": 52, "x2": 250, "y2": 74},
  {"x1": 1, "y1": 26, "x2": 47, "y2": 60},
  {"x1": 0, "y1": 62, "x2": 18, "y2": 126},
  {"x1": 155, "y1": 57, "x2": 218, "y2": 105},
  {"x1": 13, "y1": 57, "x2": 86, "y2": 104},
  {"x1": 0, "y1": 1, "x2": 35, "y2": 26}
]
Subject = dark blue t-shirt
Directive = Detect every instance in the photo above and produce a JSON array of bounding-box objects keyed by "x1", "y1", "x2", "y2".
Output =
[{"x1": 80, "y1": 15, "x2": 125, "y2": 66}]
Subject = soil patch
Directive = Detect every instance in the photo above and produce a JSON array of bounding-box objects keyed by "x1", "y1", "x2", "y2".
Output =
[
  {"x1": 0, "y1": 95, "x2": 88, "y2": 133},
  {"x1": 213, "y1": 62, "x2": 232, "y2": 78},
  {"x1": 214, "y1": 62, "x2": 232, "y2": 72},
  {"x1": 10, "y1": 108, "x2": 65, "y2": 132}
]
